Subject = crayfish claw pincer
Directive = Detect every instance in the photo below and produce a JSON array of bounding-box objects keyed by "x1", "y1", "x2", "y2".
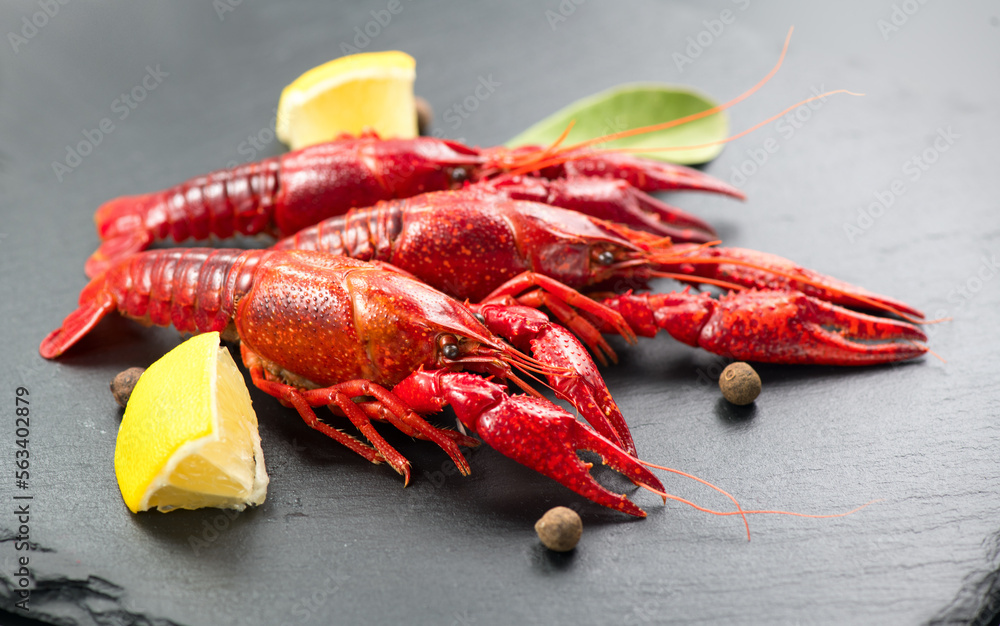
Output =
[
  {"x1": 474, "y1": 394, "x2": 663, "y2": 517},
  {"x1": 700, "y1": 291, "x2": 929, "y2": 366},
  {"x1": 390, "y1": 369, "x2": 659, "y2": 515},
  {"x1": 554, "y1": 151, "x2": 747, "y2": 200},
  {"x1": 597, "y1": 289, "x2": 928, "y2": 367}
]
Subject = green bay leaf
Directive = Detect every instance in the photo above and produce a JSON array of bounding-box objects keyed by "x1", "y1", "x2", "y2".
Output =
[{"x1": 504, "y1": 83, "x2": 728, "y2": 165}]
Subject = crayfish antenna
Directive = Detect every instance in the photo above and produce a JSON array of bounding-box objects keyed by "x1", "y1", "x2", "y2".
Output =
[
  {"x1": 606, "y1": 88, "x2": 864, "y2": 159},
  {"x1": 637, "y1": 460, "x2": 880, "y2": 541},
  {"x1": 504, "y1": 87, "x2": 863, "y2": 184},
  {"x1": 500, "y1": 26, "x2": 798, "y2": 175},
  {"x1": 650, "y1": 271, "x2": 747, "y2": 293},
  {"x1": 637, "y1": 459, "x2": 750, "y2": 540},
  {"x1": 504, "y1": 370, "x2": 550, "y2": 400}
]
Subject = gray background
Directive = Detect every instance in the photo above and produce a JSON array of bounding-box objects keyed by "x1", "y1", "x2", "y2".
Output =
[{"x1": 1, "y1": 1, "x2": 999, "y2": 624}]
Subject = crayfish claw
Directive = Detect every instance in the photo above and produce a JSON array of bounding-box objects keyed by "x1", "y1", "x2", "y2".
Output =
[
  {"x1": 390, "y1": 370, "x2": 658, "y2": 515},
  {"x1": 478, "y1": 304, "x2": 638, "y2": 456},
  {"x1": 488, "y1": 175, "x2": 719, "y2": 243},
  {"x1": 701, "y1": 291, "x2": 929, "y2": 366},
  {"x1": 783, "y1": 295, "x2": 929, "y2": 364},
  {"x1": 659, "y1": 246, "x2": 926, "y2": 320},
  {"x1": 474, "y1": 395, "x2": 662, "y2": 517},
  {"x1": 599, "y1": 289, "x2": 928, "y2": 366},
  {"x1": 561, "y1": 152, "x2": 747, "y2": 199}
]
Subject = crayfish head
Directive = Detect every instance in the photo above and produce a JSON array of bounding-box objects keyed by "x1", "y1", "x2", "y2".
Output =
[
  {"x1": 355, "y1": 269, "x2": 532, "y2": 379},
  {"x1": 420, "y1": 306, "x2": 571, "y2": 395},
  {"x1": 363, "y1": 136, "x2": 487, "y2": 194},
  {"x1": 507, "y1": 201, "x2": 664, "y2": 289},
  {"x1": 434, "y1": 330, "x2": 564, "y2": 391},
  {"x1": 431, "y1": 326, "x2": 511, "y2": 379},
  {"x1": 584, "y1": 240, "x2": 661, "y2": 289}
]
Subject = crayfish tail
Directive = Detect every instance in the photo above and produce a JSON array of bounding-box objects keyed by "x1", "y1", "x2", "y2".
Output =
[
  {"x1": 85, "y1": 229, "x2": 153, "y2": 279},
  {"x1": 40, "y1": 291, "x2": 116, "y2": 359}
]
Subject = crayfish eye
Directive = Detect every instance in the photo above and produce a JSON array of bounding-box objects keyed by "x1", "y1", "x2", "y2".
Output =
[
  {"x1": 438, "y1": 334, "x2": 460, "y2": 360},
  {"x1": 473, "y1": 312, "x2": 486, "y2": 325},
  {"x1": 597, "y1": 251, "x2": 615, "y2": 266},
  {"x1": 450, "y1": 167, "x2": 468, "y2": 184}
]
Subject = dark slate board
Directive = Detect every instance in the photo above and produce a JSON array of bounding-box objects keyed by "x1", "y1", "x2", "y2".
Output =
[{"x1": 1, "y1": 1, "x2": 998, "y2": 624}]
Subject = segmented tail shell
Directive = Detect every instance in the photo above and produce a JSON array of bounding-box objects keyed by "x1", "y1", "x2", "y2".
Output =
[
  {"x1": 272, "y1": 200, "x2": 405, "y2": 260},
  {"x1": 86, "y1": 160, "x2": 282, "y2": 277},
  {"x1": 42, "y1": 249, "x2": 267, "y2": 358}
]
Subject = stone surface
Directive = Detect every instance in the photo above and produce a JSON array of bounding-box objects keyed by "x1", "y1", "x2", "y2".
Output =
[{"x1": 1, "y1": 1, "x2": 998, "y2": 624}]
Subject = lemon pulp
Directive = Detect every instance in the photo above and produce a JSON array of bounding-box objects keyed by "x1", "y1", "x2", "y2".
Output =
[{"x1": 114, "y1": 332, "x2": 268, "y2": 513}]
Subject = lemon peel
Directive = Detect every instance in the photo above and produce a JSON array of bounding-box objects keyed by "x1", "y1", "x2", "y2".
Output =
[{"x1": 276, "y1": 50, "x2": 417, "y2": 150}]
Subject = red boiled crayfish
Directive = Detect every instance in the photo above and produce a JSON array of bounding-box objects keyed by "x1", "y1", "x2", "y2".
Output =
[
  {"x1": 273, "y1": 192, "x2": 928, "y2": 367},
  {"x1": 41, "y1": 249, "x2": 669, "y2": 515},
  {"x1": 84, "y1": 135, "x2": 738, "y2": 278},
  {"x1": 83, "y1": 27, "x2": 809, "y2": 278}
]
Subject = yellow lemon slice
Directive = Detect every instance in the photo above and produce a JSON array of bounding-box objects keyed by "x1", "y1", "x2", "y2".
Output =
[
  {"x1": 276, "y1": 50, "x2": 417, "y2": 150},
  {"x1": 114, "y1": 332, "x2": 268, "y2": 513}
]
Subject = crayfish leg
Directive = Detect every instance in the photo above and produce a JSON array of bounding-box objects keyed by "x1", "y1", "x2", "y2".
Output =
[{"x1": 242, "y1": 346, "x2": 476, "y2": 485}]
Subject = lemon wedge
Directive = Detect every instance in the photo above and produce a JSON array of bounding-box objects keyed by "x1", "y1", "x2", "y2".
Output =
[
  {"x1": 114, "y1": 332, "x2": 268, "y2": 513},
  {"x1": 276, "y1": 50, "x2": 417, "y2": 150}
]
